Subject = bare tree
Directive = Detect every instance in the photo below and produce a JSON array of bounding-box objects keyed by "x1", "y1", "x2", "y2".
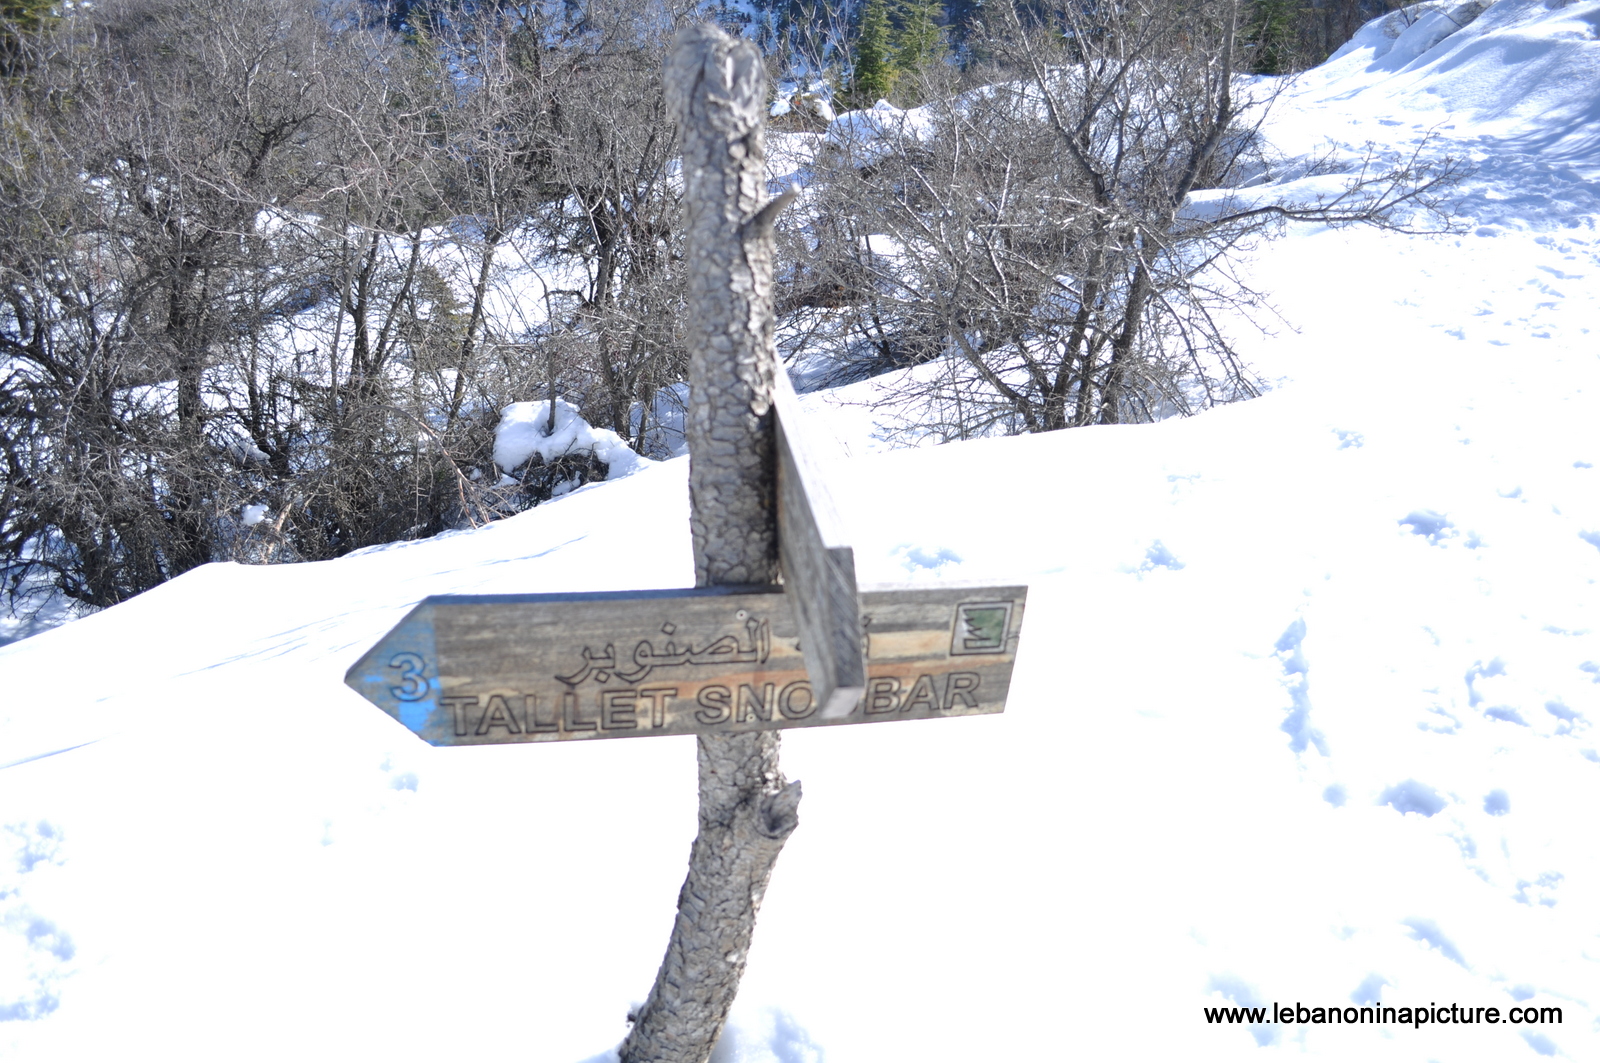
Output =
[
  {"x1": 4, "y1": 0, "x2": 1462, "y2": 622},
  {"x1": 1, "y1": 0, "x2": 708, "y2": 612},
  {"x1": 784, "y1": 0, "x2": 1462, "y2": 439},
  {"x1": 1, "y1": 0, "x2": 347, "y2": 602}
]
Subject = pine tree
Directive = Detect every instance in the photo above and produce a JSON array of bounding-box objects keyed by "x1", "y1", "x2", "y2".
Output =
[
  {"x1": 892, "y1": 0, "x2": 945, "y2": 78},
  {"x1": 1246, "y1": 0, "x2": 1300, "y2": 75},
  {"x1": 1, "y1": 0, "x2": 55, "y2": 77},
  {"x1": 851, "y1": 0, "x2": 897, "y2": 105}
]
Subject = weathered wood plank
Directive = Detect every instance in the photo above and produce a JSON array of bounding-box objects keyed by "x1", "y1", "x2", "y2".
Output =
[
  {"x1": 344, "y1": 584, "x2": 1026, "y2": 746},
  {"x1": 772, "y1": 366, "x2": 865, "y2": 718}
]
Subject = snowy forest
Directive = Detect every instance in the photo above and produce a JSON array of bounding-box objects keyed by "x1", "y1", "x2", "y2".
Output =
[{"x1": 0, "y1": 0, "x2": 1443, "y2": 620}]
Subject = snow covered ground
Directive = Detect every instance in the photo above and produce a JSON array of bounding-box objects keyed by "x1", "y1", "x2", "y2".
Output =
[{"x1": 4, "y1": 2, "x2": 1599, "y2": 1059}]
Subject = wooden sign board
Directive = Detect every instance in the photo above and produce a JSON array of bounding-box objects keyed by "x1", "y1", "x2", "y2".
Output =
[
  {"x1": 773, "y1": 368, "x2": 865, "y2": 718},
  {"x1": 345, "y1": 585, "x2": 1026, "y2": 746}
]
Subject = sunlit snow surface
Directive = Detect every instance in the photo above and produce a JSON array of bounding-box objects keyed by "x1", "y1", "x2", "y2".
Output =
[{"x1": 4, "y1": 3, "x2": 1600, "y2": 1060}]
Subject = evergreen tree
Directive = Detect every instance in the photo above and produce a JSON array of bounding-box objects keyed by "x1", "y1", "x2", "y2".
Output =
[
  {"x1": 1, "y1": 0, "x2": 54, "y2": 77},
  {"x1": 851, "y1": 0, "x2": 897, "y2": 104},
  {"x1": 893, "y1": 0, "x2": 946, "y2": 76},
  {"x1": 1246, "y1": 0, "x2": 1300, "y2": 75}
]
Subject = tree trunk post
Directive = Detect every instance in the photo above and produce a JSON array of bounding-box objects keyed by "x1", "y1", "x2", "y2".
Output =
[{"x1": 618, "y1": 24, "x2": 801, "y2": 1063}]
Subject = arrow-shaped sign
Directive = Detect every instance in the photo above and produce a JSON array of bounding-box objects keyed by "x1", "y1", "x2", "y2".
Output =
[{"x1": 345, "y1": 584, "x2": 1025, "y2": 745}]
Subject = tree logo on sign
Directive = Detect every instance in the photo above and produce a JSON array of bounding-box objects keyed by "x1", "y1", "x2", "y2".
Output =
[{"x1": 951, "y1": 602, "x2": 1014, "y2": 656}]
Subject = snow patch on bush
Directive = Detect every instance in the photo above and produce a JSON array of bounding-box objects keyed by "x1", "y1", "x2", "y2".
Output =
[
  {"x1": 493, "y1": 400, "x2": 646, "y2": 482},
  {"x1": 824, "y1": 100, "x2": 934, "y2": 167}
]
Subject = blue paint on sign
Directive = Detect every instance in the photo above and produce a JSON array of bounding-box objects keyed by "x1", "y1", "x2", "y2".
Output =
[{"x1": 399, "y1": 696, "x2": 435, "y2": 733}]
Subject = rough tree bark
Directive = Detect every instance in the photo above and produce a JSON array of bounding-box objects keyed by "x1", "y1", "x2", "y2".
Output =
[{"x1": 618, "y1": 24, "x2": 802, "y2": 1063}]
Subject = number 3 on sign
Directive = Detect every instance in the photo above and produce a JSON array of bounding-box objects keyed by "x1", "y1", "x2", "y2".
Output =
[{"x1": 388, "y1": 652, "x2": 429, "y2": 701}]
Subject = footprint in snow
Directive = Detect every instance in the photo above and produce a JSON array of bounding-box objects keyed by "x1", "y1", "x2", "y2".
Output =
[
  {"x1": 1379, "y1": 779, "x2": 1447, "y2": 817},
  {"x1": 1, "y1": 821, "x2": 75, "y2": 1022},
  {"x1": 1399, "y1": 509, "x2": 1454, "y2": 544}
]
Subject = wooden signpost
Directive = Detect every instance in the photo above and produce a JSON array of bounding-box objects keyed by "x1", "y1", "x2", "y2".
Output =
[
  {"x1": 342, "y1": 23, "x2": 1027, "y2": 1063},
  {"x1": 344, "y1": 361, "x2": 1027, "y2": 743},
  {"x1": 345, "y1": 583, "x2": 1026, "y2": 746},
  {"x1": 343, "y1": 352, "x2": 1027, "y2": 745}
]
